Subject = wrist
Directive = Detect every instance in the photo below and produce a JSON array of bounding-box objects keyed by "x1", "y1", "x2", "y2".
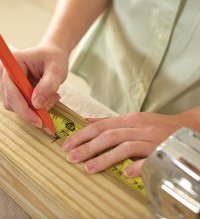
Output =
[
  {"x1": 180, "y1": 106, "x2": 200, "y2": 132},
  {"x1": 39, "y1": 34, "x2": 73, "y2": 57}
]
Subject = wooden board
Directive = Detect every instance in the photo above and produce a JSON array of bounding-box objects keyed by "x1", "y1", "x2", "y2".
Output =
[{"x1": 0, "y1": 102, "x2": 153, "y2": 219}]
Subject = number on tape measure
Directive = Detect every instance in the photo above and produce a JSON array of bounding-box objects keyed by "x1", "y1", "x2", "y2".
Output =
[{"x1": 50, "y1": 111, "x2": 85, "y2": 140}]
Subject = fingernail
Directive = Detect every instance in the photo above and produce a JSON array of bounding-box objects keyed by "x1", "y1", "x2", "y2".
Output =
[
  {"x1": 85, "y1": 160, "x2": 96, "y2": 174},
  {"x1": 45, "y1": 102, "x2": 54, "y2": 111},
  {"x1": 44, "y1": 127, "x2": 56, "y2": 136},
  {"x1": 124, "y1": 168, "x2": 136, "y2": 178},
  {"x1": 32, "y1": 121, "x2": 42, "y2": 128},
  {"x1": 33, "y1": 95, "x2": 47, "y2": 109},
  {"x1": 56, "y1": 93, "x2": 61, "y2": 100},
  {"x1": 66, "y1": 151, "x2": 79, "y2": 163}
]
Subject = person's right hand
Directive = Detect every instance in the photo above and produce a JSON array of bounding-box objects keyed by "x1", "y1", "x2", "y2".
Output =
[{"x1": 0, "y1": 45, "x2": 68, "y2": 128}]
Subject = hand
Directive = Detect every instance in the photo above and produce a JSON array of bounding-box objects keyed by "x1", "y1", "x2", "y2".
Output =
[
  {"x1": 62, "y1": 109, "x2": 198, "y2": 177},
  {"x1": 0, "y1": 45, "x2": 68, "y2": 127}
]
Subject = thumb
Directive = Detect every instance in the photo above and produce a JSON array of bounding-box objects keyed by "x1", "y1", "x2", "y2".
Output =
[{"x1": 32, "y1": 68, "x2": 66, "y2": 109}]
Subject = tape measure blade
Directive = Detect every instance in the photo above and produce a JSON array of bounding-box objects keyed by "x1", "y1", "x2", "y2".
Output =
[{"x1": 50, "y1": 102, "x2": 146, "y2": 196}]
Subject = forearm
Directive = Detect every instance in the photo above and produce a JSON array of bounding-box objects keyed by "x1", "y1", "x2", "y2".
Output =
[{"x1": 40, "y1": 0, "x2": 110, "y2": 55}]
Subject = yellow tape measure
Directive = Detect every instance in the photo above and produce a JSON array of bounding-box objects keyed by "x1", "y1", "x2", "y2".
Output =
[{"x1": 49, "y1": 104, "x2": 146, "y2": 196}]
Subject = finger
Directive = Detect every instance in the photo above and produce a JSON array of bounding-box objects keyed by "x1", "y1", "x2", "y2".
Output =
[
  {"x1": 2, "y1": 69, "x2": 14, "y2": 111},
  {"x1": 0, "y1": 59, "x2": 28, "y2": 110},
  {"x1": 0, "y1": 64, "x2": 5, "y2": 102},
  {"x1": 124, "y1": 159, "x2": 146, "y2": 178},
  {"x1": 32, "y1": 65, "x2": 66, "y2": 109},
  {"x1": 64, "y1": 128, "x2": 155, "y2": 163},
  {"x1": 0, "y1": 62, "x2": 5, "y2": 100},
  {"x1": 63, "y1": 116, "x2": 131, "y2": 150},
  {"x1": 3, "y1": 70, "x2": 42, "y2": 127},
  {"x1": 85, "y1": 117, "x2": 109, "y2": 123},
  {"x1": 0, "y1": 62, "x2": 3, "y2": 87},
  {"x1": 67, "y1": 141, "x2": 152, "y2": 173},
  {"x1": 0, "y1": 78, "x2": 12, "y2": 110}
]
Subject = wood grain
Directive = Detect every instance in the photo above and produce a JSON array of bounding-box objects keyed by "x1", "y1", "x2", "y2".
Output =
[{"x1": 0, "y1": 102, "x2": 153, "y2": 219}]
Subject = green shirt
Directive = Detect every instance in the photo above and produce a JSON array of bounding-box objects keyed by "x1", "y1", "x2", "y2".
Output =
[{"x1": 70, "y1": 0, "x2": 200, "y2": 115}]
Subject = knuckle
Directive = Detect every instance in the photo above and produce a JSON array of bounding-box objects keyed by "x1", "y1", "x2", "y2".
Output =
[
  {"x1": 146, "y1": 126, "x2": 157, "y2": 133},
  {"x1": 93, "y1": 122, "x2": 104, "y2": 134},
  {"x1": 42, "y1": 77, "x2": 59, "y2": 94},
  {"x1": 19, "y1": 107, "x2": 37, "y2": 124},
  {"x1": 50, "y1": 64, "x2": 62, "y2": 74},
  {"x1": 131, "y1": 112, "x2": 143, "y2": 122},
  {"x1": 145, "y1": 126, "x2": 157, "y2": 139},
  {"x1": 122, "y1": 141, "x2": 133, "y2": 154},
  {"x1": 3, "y1": 102, "x2": 12, "y2": 111},
  {"x1": 81, "y1": 142, "x2": 90, "y2": 153},
  {"x1": 101, "y1": 130, "x2": 118, "y2": 142},
  {"x1": 100, "y1": 153, "x2": 110, "y2": 167},
  {"x1": 124, "y1": 112, "x2": 145, "y2": 127},
  {"x1": 49, "y1": 64, "x2": 66, "y2": 80}
]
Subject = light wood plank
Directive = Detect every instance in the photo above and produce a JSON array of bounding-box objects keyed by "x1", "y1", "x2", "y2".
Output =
[{"x1": 0, "y1": 102, "x2": 153, "y2": 219}]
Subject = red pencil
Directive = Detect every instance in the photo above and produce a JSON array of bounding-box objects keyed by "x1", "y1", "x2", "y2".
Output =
[{"x1": 0, "y1": 34, "x2": 55, "y2": 134}]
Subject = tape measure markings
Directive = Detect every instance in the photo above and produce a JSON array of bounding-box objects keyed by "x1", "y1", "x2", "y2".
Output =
[{"x1": 49, "y1": 103, "x2": 146, "y2": 196}]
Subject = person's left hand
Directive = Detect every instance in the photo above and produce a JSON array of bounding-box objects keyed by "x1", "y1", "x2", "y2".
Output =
[{"x1": 62, "y1": 110, "x2": 196, "y2": 177}]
